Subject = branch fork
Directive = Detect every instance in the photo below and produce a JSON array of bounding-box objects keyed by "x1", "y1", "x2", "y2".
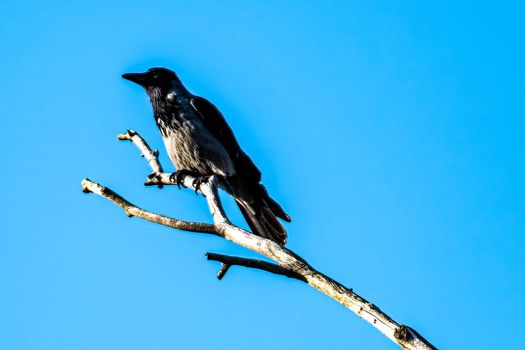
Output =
[{"x1": 82, "y1": 129, "x2": 436, "y2": 350}]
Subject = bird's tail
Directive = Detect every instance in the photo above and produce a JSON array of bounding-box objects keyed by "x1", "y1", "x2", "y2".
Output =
[{"x1": 235, "y1": 186, "x2": 291, "y2": 246}]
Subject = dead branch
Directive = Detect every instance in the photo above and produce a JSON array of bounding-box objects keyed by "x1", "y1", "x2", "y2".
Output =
[
  {"x1": 206, "y1": 252, "x2": 307, "y2": 282},
  {"x1": 81, "y1": 130, "x2": 436, "y2": 350}
]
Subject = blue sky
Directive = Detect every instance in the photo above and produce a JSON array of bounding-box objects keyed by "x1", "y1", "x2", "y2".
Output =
[{"x1": 1, "y1": 1, "x2": 524, "y2": 349}]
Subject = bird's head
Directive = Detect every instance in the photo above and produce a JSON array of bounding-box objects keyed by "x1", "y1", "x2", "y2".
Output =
[
  {"x1": 122, "y1": 67, "x2": 177, "y2": 88},
  {"x1": 122, "y1": 67, "x2": 187, "y2": 100}
]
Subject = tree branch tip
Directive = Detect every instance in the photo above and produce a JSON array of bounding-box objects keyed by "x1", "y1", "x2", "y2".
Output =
[
  {"x1": 81, "y1": 178, "x2": 94, "y2": 193},
  {"x1": 117, "y1": 129, "x2": 137, "y2": 141},
  {"x1": 395, "y1": 325, "x2": 437, "y2": 349},
  {"x1": 206, "y1": 252, "x2": 224, "y2": 261},
  {"x1": 217, "y1": 264, "x2": 231, "y2": 280},
  {"x1": 81, "y1": 179, "x2": 109, "y2": 198}
]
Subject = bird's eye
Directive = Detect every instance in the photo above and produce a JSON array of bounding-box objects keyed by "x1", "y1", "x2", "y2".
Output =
[{"x1": 153, "y1": 74, "x2": 159, "y2": 80}]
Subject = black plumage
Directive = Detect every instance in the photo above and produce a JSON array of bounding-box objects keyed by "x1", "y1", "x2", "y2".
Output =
[{"x1": 122, "y1": 67, "x2": 291, "y2": 244}]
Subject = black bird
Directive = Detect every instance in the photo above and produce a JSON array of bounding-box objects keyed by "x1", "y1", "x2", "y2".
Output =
[{"x1": 122, "y1": 67, "x2": 291, "y2": 245}]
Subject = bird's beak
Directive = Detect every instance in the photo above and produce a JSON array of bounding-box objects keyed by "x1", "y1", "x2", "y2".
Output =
[{"x1": 122, "y1": 72, "x2": 149, "y2": 86}]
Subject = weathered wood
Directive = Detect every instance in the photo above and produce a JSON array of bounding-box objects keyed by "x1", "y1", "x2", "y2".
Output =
[
  {"x1": 81, "y1": 130, "x2": 436, "y2": 350},
  {"x1": 81, "y1": 179, "x2": 218, "y2": 235}
]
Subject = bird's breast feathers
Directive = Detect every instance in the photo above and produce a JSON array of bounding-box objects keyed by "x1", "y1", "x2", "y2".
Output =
[{"x1": 158, "y1": 115, "x2": 235, "y2": 177}]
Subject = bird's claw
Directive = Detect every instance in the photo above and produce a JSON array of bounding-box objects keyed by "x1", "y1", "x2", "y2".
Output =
[
  {"x1": 192, "y1": 176, "x2": 210, "y2": 195},
  {"x1": 169, "y1": 170, "x2": 191, "y2": 189}
]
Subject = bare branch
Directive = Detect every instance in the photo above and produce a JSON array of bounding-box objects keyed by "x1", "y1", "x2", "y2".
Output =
[
  {"x1": 118, "y1": 129, "x2": 164, "y2": 174},
  {"x1": 216, "y1": 264, "x2": 231, "y2": 280},
  {"x1": 82, "y1": 130, "x2": 436, "y2": 350},
  {"x1": 81, "y1": 178, "x2": 218, "y2": 235},
  {"x1": 118, "y1": 129, "x2": 182, "y2": 188},
  {"x1": 206, "y1": 253, "x2": 307, "y2": 282}
]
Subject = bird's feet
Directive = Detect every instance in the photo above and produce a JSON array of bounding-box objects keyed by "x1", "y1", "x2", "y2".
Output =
[
  {"x1": 169, "y1": 170, "x2": 194, "y2": 189},
  {"x1": 192, "y1": 176, "x2": 210, "y2": 195}
]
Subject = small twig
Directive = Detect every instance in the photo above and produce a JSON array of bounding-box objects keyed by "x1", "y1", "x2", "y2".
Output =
[
  {"x1": 206, "y1": 253, "x2": 307, "y2": 282},
  {"x1": 81, "y1": 178, "x2": 218, "y2": 235},
  {"x1": 216, "y1": 264, "x2": 231, "y2": 280},
  {"x1": 118, "y1": 129, "x2": 164, "y2": 187}
]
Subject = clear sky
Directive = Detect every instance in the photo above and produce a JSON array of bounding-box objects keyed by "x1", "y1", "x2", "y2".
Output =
[{"x1": 1, "y1": 1, "x2": 523, "y2": 349}]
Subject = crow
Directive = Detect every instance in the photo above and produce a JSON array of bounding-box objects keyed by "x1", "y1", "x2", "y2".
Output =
[{"x1": 122, "y1": 67, "x2": 291, "y2": 245}]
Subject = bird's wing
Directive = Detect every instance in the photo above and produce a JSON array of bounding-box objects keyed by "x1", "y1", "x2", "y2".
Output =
[{"x1": 190, "y1": 96, "x2": 261, "y2": 182}]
